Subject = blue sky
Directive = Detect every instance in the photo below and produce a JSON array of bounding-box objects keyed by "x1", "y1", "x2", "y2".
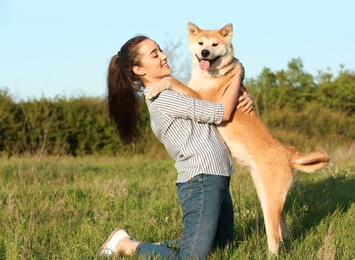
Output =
[{"x1": 1, "y1": 0, "x2": 354, "y2": 100}]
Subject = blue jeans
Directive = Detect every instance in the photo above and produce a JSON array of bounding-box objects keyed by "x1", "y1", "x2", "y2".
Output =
[{"x1": 136, "y1": 174, "x2": 234, "y2": 259}]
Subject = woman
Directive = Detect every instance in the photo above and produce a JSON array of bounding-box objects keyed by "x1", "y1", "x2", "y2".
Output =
[{"x1": 97, "y1": 35, "x2": 253, "y2": 259}]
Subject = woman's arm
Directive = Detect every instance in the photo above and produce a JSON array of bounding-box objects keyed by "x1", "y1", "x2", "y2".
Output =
[
  {"x1": 219, "y1": 70, "x2": 244, "y2": 121},
  {"x1": 149, "y1": 90, "x2": 224, "y2": 125}
]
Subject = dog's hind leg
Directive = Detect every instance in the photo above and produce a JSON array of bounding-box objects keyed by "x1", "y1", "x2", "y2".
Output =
[
  {"x1": 260, "y1": 194, "x2": 283, "y2": 255},
  {"x1": 280, "y1": 211, "x2": 290, "y2": 240},
  {"x1": 255, "y1": 168, "x2": 292, "y2": 256}
]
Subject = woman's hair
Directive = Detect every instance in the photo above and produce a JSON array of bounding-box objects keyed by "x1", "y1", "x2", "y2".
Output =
[{"x1": 107, "y1": 35, "x2": 149, "y2": 145}]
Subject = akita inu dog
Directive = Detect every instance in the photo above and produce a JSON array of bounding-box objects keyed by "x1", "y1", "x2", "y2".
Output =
[{"x1": 146, "y1": 22, "x2": 330, "y2": 255}]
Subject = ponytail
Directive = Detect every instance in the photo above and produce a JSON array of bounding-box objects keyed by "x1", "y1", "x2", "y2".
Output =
[{"x1": 106, "y1": 36, "x2": 149, "y2": 144}]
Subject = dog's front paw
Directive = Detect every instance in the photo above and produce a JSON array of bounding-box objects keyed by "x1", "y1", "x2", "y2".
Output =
[
  {"x1": 145, "y1": 77, "x2": 174, "y2": 100},
  {"x1": 145, "y1": 86, "x2": 163, "y2": 100}
]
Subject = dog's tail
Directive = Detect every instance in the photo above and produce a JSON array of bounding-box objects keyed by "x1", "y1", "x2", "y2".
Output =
[{"x1": 291, "y1": 149, "x2": 330, "y2": 173}]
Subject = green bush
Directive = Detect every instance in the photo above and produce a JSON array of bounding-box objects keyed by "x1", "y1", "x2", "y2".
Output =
[{"x1": 1, "y1": 59, "x2": 354, "y2": 156}]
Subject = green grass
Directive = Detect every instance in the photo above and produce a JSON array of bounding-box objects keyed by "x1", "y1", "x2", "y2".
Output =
[{"x1": 0, "y1": 155, "x2": 354, "y2": 259}]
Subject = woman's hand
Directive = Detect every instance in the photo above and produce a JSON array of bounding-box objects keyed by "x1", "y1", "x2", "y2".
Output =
[{"x1": 237, "y1": 87, "x2": 253, "y2": 113}]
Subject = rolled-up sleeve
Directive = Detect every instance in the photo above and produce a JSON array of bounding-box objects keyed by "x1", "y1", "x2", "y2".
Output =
[{"x1": 151, "y1": 90, "x2": 224, "y2": 125}]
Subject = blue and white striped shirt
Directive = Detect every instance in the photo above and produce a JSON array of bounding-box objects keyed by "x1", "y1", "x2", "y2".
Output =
[{"x1": 144, "y1": 88, "x2": 234, "y2": 183}]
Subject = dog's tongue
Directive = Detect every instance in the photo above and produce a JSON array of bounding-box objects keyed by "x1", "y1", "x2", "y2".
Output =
[{"x1": 199, "y1": 60, "x2": 210, "y2": 70}]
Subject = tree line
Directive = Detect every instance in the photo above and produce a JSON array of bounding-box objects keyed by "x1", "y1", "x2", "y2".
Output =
[{"x1": 1, "y1": 58, "x2": 354, "y2": 157}]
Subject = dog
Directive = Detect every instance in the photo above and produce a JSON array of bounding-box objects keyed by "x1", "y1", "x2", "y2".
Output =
[{"x1": 146, "y1": 22, "x2": 330, "y2": 256}]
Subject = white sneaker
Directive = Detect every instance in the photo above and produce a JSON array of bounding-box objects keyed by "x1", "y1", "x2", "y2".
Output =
[{"x1": 97, "y1": 228, "x2": 130, "y2": 256}]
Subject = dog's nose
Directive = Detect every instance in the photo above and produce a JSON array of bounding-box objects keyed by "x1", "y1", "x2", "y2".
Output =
[{"x1": 201, "y1": 50, "x2": 210, "y2": 58}]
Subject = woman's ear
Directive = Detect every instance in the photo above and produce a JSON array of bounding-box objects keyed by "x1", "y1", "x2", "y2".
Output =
[{"x1": 132, "y1": 65, "x2": 145, "y2": 76}]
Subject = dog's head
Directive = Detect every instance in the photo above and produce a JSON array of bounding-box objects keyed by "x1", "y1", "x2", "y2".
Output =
[{"x1": 188, "y1": 22, "x2": 235, "y2": 71}]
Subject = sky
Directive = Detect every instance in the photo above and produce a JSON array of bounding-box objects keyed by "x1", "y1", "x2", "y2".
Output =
[{"x1": 1, "y1": 0, "x2": 354, "y2": 101}]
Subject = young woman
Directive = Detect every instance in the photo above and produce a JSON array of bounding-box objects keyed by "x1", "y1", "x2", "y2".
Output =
[{"x1": 97, "y1": 35, "x2": 253, "y2": 259}]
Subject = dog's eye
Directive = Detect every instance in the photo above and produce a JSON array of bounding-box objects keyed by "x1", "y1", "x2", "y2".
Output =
[
  {"x1": 198, "y1": 42, "x2": 203, "y2": 45},
  {"x1": 212, "y1": 43, "x2": 218, "y2": 47}
]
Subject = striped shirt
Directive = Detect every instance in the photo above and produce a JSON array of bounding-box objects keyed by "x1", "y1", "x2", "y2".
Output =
[{"x1": 143, "y1": 88, "x2": 234, "y2": 183}]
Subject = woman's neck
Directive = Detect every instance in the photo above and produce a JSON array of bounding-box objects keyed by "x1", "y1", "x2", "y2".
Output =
[{"x1": 142, "y1": 77, "x2": 164, "y2": 87}]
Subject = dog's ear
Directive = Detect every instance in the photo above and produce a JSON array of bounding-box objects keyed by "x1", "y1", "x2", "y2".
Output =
[
  {"x1": 188, "y1": 22, "x2": 201, "y2": 36},
  {"x1": 219, "y1": 23, "x2": 233, "y2": 38}
]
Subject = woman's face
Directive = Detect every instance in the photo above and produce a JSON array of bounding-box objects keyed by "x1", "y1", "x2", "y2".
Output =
[{"x1": 134, "y1": 39, "x2": 172, "y2": 86}]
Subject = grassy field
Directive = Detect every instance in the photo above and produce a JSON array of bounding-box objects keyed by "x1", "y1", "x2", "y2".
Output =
[{"x1": 0, "y1": 154, "x2": 354, "y2": 259}]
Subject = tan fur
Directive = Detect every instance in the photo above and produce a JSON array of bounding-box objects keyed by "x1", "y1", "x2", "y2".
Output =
[{"x1": 146, "y1": 22, "x2": 330, "y2": 255}]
